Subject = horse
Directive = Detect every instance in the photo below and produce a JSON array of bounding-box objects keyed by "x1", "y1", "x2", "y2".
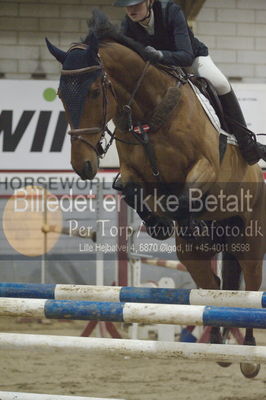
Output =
[{"x1": 46, "y1": 9, "x2": 266, "y2": 378}]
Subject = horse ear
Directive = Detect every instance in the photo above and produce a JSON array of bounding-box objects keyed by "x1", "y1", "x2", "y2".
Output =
[{"x1": 45, "y1": 38, "x2": 67, "y2": 64}]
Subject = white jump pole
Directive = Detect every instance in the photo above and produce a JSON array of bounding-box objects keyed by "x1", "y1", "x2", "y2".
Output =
[
  {"x1": 1, "y1": 333, "x2": 266, "y2": 364},
  {"x1": 0, "y1": 392, "x2": 124, "y2": 400},
  {"x1": 42, "y1": 224, "x2": 96, "y2": 242},
  {"x1": 140, "y1": 258, "x2": 187, "y2": 272}
]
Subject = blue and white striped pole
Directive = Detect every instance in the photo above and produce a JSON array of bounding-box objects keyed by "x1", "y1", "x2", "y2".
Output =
[
  {"x1": 0, "y1": 298, "x2": 266, "y2": 329},
  {"x1": 0, "y1": 283, "x2": 266, "y2": 309}
]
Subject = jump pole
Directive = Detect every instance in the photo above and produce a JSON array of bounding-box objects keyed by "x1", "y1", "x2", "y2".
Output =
[
  {"x1": 0, "y1": 283, "x2": 265, "y2": 309},
  {"x1": 0, "y1": 392, "x2": 123, "y2": 400},
  {"x1": 1, "y1": 298, "x2": 266, "y2": 329},
  {"x1": 141, "y1": 257, "x2": 187, "y2": 272},
  {"x1": 42, "y1": 224, "x2": 96, "y2": 242},
  {"x1": 0, "y1": 333, "x2": 266, "y2": 364}
]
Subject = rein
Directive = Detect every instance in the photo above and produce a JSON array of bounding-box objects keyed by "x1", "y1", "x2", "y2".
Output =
[{"x1": 122, "y1": 61, "x2": 151, "y2": 131}]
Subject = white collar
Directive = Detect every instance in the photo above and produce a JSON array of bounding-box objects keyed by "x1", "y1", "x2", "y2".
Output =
[{"x1": 139, "y1": 9, "x2": 154, "y2": 35}]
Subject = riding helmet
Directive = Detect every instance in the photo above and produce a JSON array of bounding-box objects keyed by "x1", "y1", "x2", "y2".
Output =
[{"x1": 113, "y1": 0, "x2": 145, "y2": 6}]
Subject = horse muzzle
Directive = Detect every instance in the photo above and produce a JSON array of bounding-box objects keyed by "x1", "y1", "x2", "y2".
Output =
[{"x1": 72, "y1": 160, "x2": 98, "y2": 181}]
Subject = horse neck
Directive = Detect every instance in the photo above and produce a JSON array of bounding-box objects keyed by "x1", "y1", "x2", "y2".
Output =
[{"x1": 99, "y1": 44, "x2": 172, "y2": 118}]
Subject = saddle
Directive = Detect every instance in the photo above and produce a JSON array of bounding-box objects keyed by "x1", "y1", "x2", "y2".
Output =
[
  {"x1": 189, "y1": 76, "x2": 228, "y2": 161},
  {"x1": 189, "y1": 76, "x2": 228, "y2": 131},
  {"x1": 159, "y1": 65, "x2": 228, "y2": 161}
]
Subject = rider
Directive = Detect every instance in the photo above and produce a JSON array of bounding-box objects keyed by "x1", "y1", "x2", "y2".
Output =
[{"x1": 113, "y1": 0, "x2": 266, "y2": 165}]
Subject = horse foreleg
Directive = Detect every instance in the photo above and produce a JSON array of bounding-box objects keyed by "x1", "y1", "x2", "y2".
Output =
[
  {"x1": 171, "y1": 157, "x2": 218, "y2": 221},
  {"x1": 121, "y1": 181, "x2": 174, "y2": 240},
  {"x1": 182, "y1": 157, "x2": 218, "y2": 190},
  {"x1": 177, "y1": 256, "x2": 220, "y2": 290},
  {"x1": 176, "y1": 251, "x2": 224, "y2": 346},
  {"x1": 182, "y1": 258, "x2": 224, "y2": 345},
  {"x1": 238, "y1": 258, "x2": 263, "y2": 378},
  {"x1": 241, "y1": 258, "x2": 263, "y2": 346}
]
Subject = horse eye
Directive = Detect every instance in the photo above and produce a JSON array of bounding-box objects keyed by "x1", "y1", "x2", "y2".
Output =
[{"x1": 90, "y1": 88, "x2": 101, "y2": 99}]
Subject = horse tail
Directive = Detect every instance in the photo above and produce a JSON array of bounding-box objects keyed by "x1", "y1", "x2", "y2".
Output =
[{"x1": 221, "y1": 252, "x2": 242, "y2": 290}]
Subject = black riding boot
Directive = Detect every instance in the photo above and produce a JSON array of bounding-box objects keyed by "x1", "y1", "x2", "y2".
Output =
[{"x1": 219, "y1": 89, "x2": 266, "y2": 165}]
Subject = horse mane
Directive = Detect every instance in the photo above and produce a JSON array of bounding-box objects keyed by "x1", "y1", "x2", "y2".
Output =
[{"x1": 84, "y1": 8, "x2": 149, "y2": 61}]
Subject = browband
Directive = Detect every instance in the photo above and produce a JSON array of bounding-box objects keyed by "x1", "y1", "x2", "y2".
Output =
[{"x1": 61, "y1": 65, "x2": 102, "y2": 75}]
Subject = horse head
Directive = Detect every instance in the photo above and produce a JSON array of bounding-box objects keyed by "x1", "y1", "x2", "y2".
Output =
[{"x1": 46, "y1": 33, "x2": 117, "y2": 180}]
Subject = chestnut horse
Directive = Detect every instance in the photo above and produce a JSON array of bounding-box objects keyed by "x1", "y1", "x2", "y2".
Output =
[{"x1": 46, "y1": 10, "x2": 266, "y2": 377}]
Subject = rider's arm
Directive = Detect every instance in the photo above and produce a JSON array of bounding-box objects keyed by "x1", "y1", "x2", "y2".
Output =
[
  {"x1": 159, "y1": 4, "x2": 194, "y2": 67},
  {"x1": 119, "y1": 4, "x2": 195, "y2": 67}
]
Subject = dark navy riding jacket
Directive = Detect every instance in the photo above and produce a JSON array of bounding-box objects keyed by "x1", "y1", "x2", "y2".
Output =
[{"x1": 121, "y1": 0, "x2": 208, "y2": 67}]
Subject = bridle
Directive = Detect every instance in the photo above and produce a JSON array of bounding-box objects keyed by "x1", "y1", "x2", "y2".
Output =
[
  {"x1": 59, "y1": 45, "x2": 151, "y2": 159},
  {"x1": 60, "y1": 61, "x2": 116, "y2": 158}
]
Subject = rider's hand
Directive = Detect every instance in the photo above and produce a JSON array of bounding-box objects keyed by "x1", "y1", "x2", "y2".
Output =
[{"x1": 144, "y1": 46, "x2": 163, "y2": 63}]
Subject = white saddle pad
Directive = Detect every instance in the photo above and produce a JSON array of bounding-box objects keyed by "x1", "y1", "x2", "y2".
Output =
[{"x1": 188, "y1": 80, "x2": 238, "y2": 146}]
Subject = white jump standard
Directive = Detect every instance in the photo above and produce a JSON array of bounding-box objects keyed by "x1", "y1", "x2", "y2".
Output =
[
  {"x1": 0, "y1": 283, "x2": 266, "y2": 308},
  {"x1": 0, "y1": 298, "x2": 266, "y2": 329}
]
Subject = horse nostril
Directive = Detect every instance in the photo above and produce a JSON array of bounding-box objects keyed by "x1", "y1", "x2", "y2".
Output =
[{"x1": 82, "y1": 161, "x2": 94, "y2": 180}]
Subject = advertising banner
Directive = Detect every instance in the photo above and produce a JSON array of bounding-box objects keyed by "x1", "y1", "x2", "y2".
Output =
[
  {"x1": 0, "y1": 80, "x2": 118, "y2": 171},
  {"x1": 0, "y1": 80, "x2": 265, "y2": 287}
]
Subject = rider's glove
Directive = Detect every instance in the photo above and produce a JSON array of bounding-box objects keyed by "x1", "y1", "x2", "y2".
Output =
[{"x1": 144, "y1": 46, "x2": 163, "y2": 63}]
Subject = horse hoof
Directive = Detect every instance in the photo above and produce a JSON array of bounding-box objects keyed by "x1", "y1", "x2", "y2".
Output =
[
  {"x1": 240, "y1": 363, "x2": 261, "y2": 378},
  {"x1": 145, "y1": 218, "x2": 174, "y2": 240},
  {"x1": 211, "y1": 328, "x2": 232, "y2": 368},
  {"x1": 217, "y1": 361, "x2": 232, "y2": 368}
]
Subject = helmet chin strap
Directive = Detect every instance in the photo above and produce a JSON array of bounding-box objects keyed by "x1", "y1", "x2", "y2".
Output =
[{"x1": 138, "y1": 0, "x2": 152, "y2": 23}]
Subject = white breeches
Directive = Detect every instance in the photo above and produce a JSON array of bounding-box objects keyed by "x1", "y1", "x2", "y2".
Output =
[{"x1": 186, "y1": 55, "x2": 231, "y2": 96}]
